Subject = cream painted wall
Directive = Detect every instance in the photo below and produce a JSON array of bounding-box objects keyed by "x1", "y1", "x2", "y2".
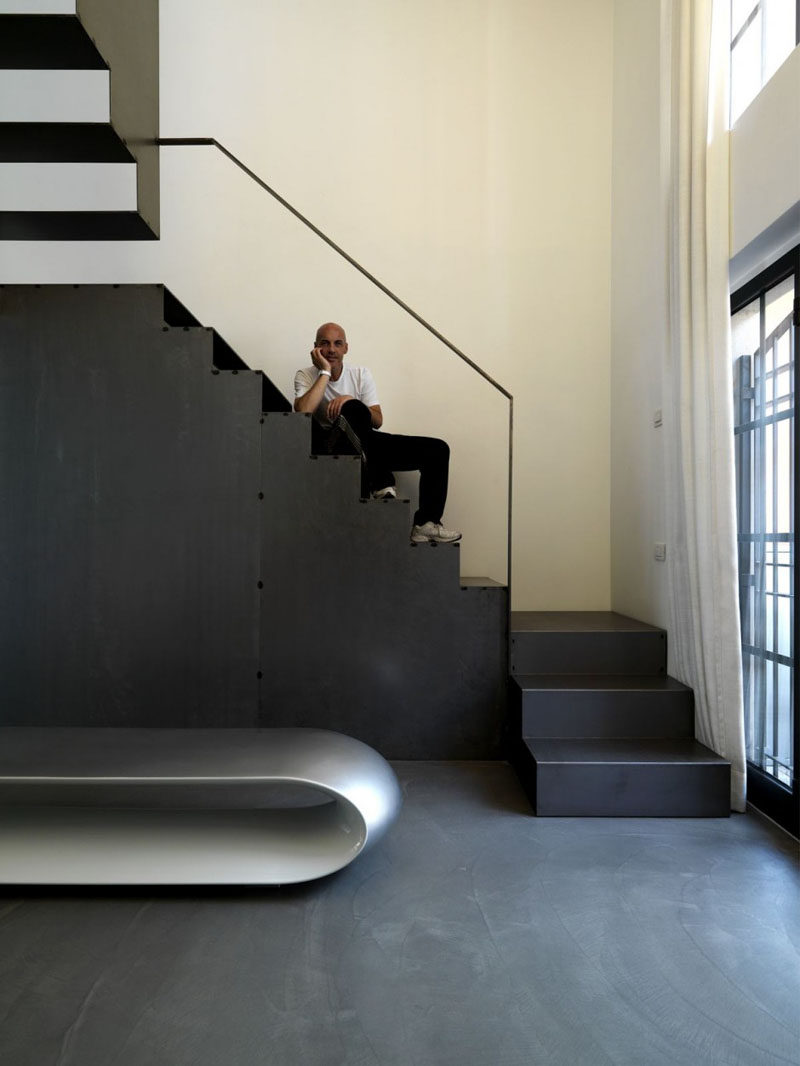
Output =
[
  {"x1": 609, "y1": 0, "x2": 670, "y2": 628},
  {"x1": 0, "y1": 0, "x2": 615, "y2": 606}
]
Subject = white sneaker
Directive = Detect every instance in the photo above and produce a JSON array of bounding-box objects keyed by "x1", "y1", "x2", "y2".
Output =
[
  {"x1": 371, "y1": 486, "x2": 397, "y2": 500},
  {"x1": 410, "y1": 521, "x2": 462, "y2": 544}
]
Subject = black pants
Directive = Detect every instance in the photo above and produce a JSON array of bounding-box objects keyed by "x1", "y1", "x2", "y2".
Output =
[{"x1": 312, "y1": 400, "x2": 450, "y2": 526}]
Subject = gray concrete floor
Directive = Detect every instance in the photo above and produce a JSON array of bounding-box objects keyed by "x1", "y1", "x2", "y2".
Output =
[{"x1": 0, "y1": 761, "x2": 798, "y2": 1066}]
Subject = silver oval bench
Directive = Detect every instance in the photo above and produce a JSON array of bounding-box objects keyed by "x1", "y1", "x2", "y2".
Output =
[{"x1": 0, "y1": 727, "x2": 402, "y2": 885}]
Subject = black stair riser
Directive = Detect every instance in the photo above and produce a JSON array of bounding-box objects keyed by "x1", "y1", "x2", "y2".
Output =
[
  {"x1": 515, "y1": 689, "x2": 694, "y2": 739},
  {"x1": 1, "y1": 282, "x2": 164, "y2": 325},
  {"x1": 162, "y1": 287, "x2": 201, "y2": 326},
  {"x1": 510, "y1": 738, "x2": 539, "y2": 812},
  {"x1": 261, "y1": 373, "x2": 292, "y2": 413},
  {"x1": 510, "y1": 631, "x2": 666, "y2": 675},
  {"x1": 532, "y1": 762, "x2": 731, "y2": 817}
]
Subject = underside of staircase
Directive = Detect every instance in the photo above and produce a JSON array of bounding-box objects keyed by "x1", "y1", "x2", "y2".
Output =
[
  {"x1": 0, "y1": 5, "x2": 158, "y2": 240},
  {"x1": 509, "y1": 612, "x2": 731, "y2": 816}
]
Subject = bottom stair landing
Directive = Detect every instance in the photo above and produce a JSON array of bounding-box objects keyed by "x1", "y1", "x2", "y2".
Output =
[{"x1": 509, "y1": 612, "x2": 731, "y2": 817}]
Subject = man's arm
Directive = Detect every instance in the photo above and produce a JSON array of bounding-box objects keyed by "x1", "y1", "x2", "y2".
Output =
[
  {"x1": 361, "y1": 368, "x2": 382, "y2": 428},
  {"x1": 294, "y1": 347, "x2": 332, "y2": 413},
  {"x1": 326, "y1": 397, "x2": 382, "y2": 427},
  {"x1": 296, "y1": 359, "x2": 383, "y2": 427}
]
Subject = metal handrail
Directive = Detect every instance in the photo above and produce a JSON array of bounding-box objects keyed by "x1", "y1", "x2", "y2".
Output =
[{"x1": 157, "y1": 136, "x2": 514, "y2": 586}]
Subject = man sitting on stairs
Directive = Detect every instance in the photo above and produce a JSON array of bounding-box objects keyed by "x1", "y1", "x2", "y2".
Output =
[{"x1": 294, "y1": 322, "x2": 462, "y2": 544}]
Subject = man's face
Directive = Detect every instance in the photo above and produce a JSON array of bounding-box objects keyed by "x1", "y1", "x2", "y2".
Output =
[{"x1": 315, "y1": 324, "x2": 348, "y2": 374}]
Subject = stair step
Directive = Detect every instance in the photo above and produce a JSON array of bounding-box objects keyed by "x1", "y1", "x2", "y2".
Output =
[
  {"x1": 516, "y1": 737, "x2": 730, "y2": 817},
  {"x1": 0, "y1": 210, "x2": 155, "y2": 238},
  {"x1": 0, "y1": 122, "x2": 131, "y2": 162},
  {"x1": 162, "y1": 287, "x2": 201, "y2": 327},
  {"x1": 2, "y1": 283, "x2": 170, "y2": 329},
  {"x1": 511, "y1": 673, "x2": 694, "y2": 738},
  {"x1": 160, "y1": 288, "x2": 291, "y2": 411},
  {"x1": 0, "y1": 14, "x2": 106, "y2": 69},
  {"x1": 0, "y1": 70, "x2": 109, "y2": 122},
  {"x1": 210, "y1": 329, "x2": 252, "y2": 372},
  {"x1": 0, "y1": 123, "x2": 135, "y2": 214},
  {"x1": 510, "y1": 611, "x2": 666, "y2": 675}
]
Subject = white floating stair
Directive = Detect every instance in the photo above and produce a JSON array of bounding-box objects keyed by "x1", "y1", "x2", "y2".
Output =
[{"x1": 0, "y1": 9, "x2": 156, "y2": 238}]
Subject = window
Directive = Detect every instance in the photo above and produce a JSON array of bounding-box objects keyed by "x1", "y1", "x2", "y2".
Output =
[
  {"x1": 730, "y1": 0, "x2": 799, "y2": 125},
  {"x1": 732, "y1": 247, "x2": 800, "y2": 836}
]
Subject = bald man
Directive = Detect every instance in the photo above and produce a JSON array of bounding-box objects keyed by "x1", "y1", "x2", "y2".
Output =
[{"x1": 294, "y1": 322, "x2": 461, "y2": 544}]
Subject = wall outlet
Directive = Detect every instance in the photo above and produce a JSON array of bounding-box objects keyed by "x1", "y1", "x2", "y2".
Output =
[{"x1": 654, "y1": 542, "x2": 667, "y2": 562}]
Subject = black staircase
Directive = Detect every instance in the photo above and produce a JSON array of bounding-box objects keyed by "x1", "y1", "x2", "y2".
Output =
[
  {"x1": 509, "y1": 612, "x2": 731, "y2": 816},
  {"x1": 1, "y1": 287, "x2": 734, "y2": 811},
  {"x1": 0, "y1": 284, "x2": 507, "y2": 758}
]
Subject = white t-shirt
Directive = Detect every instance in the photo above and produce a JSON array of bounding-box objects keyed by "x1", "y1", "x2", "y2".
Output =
[{"x1": 294, "y1": 364, "x2": 379, "y2": 428}]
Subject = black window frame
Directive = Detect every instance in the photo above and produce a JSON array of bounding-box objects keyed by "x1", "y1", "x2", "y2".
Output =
[{"x1": 732, "y1": 244, "x2": 800, "y2": 838}]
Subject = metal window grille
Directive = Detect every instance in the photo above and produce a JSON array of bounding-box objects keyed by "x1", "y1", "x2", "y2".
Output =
[{"x1": 734, "y1": 306, "x2": 795, "y2": 787}]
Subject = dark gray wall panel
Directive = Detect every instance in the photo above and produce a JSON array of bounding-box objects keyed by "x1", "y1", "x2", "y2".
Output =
[
  {"x1": 259, "y1": 413, "x2": 508, "y2": 758},
  {"x1": 0, "y1": 285, "x2": 261, "y2": 726}
]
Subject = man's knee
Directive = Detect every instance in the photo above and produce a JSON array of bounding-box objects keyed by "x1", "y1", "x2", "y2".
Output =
[
  {"x1": 428, "y1": 437, "x2": 450, "y2": 463},
  {"x1": 340, "y1": 399, "x2": 372, "y2": 432}
]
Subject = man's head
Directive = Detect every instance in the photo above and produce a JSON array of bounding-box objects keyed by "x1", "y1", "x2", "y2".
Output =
[{"x1": 315, "y1": 322, "x2": 348, "y2": 379}]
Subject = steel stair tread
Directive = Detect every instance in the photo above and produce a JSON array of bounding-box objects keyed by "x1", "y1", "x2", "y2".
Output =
[
  {"x1": 523, "y1": 738, "x2": 729, "y2": 765},
  {"x1": 512, "y1": 673, "x2": 691, "y2": 692},
  {"x1": 510, "y1": 611, "x2": 664, "y2": 634}
]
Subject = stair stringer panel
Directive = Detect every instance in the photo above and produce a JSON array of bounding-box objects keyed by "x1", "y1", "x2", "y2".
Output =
[
  {"x1": 258, "y1": 413, "x2": 508, "y2": 758},
  {"x1": 0, "y1": 285, "x2": 507, "y2": 753},
  {"x1": 0, "y1": 284, "x2": 261, "y2": 726}
]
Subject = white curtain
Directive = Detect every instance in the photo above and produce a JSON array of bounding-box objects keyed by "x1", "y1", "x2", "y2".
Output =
[{"x1": 665, "y1": 0, "x2": 747, "y2": 811}]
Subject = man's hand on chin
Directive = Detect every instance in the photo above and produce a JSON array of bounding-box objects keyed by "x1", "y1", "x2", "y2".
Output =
[{"x1": 311, "y1": 346, "x2": 332, "y2": 373}]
